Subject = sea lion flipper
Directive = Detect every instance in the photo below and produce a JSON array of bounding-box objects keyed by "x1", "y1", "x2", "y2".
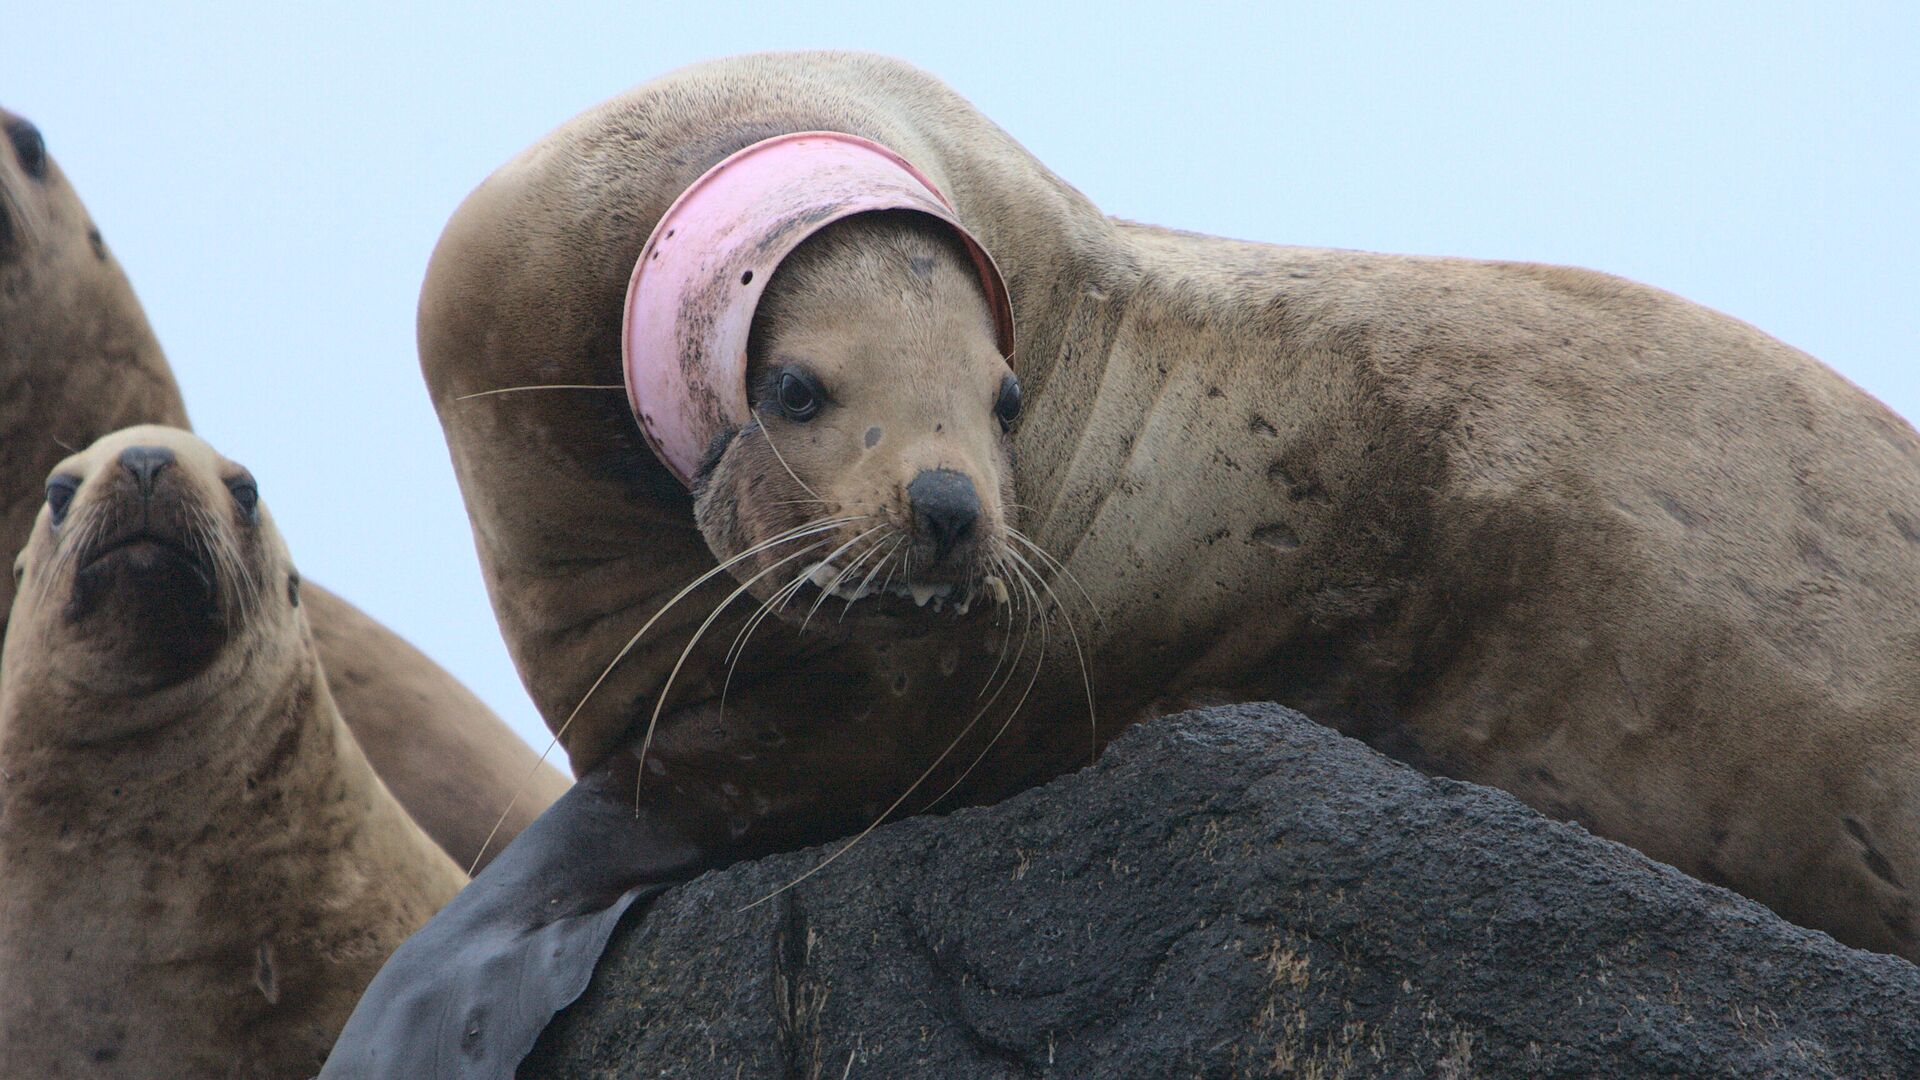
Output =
[{"x1": 320, "y1": 753, "x2": 712, "y2": 1079}]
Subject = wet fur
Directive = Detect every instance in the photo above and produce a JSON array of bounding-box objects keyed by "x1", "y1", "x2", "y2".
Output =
[
  {"x1": 0, "y1": 105, "x2": 567, "y2": 870},
  {"x1": 0, "y1": 426, "x2": 468, "y2": 1078},
  {"x1": 421, "y1": 51, "x2": 1920, "y2": 960}
]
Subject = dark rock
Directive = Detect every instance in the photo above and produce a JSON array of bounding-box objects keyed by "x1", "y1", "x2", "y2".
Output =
[{"x1": 522, "y1": 704, "x2": 1920, "y2": 1078}]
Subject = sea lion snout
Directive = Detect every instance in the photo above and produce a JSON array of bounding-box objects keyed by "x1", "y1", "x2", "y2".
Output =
[
  {"x1": 907, "y1": 468, "x2": 980, "y2": 564},
  {"x1": 117, "y1": 444, "x2": 175, "y2": 494}
]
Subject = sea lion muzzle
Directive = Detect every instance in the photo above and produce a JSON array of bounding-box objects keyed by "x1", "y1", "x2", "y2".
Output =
[
  {"x1": 116, "y1": 444, "x2": 175, "y2": 494},
  {"x1": 907, "y1": 467, "x2": 981, "y2": 565}
]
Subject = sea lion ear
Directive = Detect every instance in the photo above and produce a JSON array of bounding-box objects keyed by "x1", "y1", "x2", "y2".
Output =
[
  {"x1": 11, "y1": 551, "x2": 23, "y2": 585},
  {"x1": 621, "y1": 131, "x2": 1015, "y2": 490}
]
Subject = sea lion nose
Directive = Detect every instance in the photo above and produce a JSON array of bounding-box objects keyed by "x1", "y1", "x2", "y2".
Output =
[
  {"x1": 117, "y1": 445, "x2": 175, "y2": 495},
  {"x1": 907, "y1": 468, "x2": 980, "y2": 563}
]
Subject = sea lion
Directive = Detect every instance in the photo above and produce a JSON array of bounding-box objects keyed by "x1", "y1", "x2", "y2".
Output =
[
  {"x1": 327, "y1": 51, "x2": 1920, "y2": 1075},
  {"x1": 0, "y1": 104, "x2": 568, "y2": 869},
  {"x1": 0, "y1": 425, "x2": 469, "y2": 1077}
]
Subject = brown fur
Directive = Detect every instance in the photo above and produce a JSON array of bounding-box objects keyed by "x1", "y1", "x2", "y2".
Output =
[
  {"x1": 0, "y1": 426, "x2": 468, "y2": 1077},
  {"x1": 420, "y1": 52, "x2": 1920, "y2": 958},
  {"x1": 695, "y1": 212, "x2": 1017, "y2": 604},
  {"x1": 0, "y1": 105, "x2": 567, "y2": 869}
]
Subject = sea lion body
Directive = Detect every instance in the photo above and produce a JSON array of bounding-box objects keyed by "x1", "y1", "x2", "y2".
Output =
[
  {"x1": 329, "y1": 50, "x2": 1920, "y2": 1076},
  {"x1": 0, "y1": 426, "x2": 468, "y2": 1077},
  {"x1": 424, "y1": 52, "x2": 1920, "y2": 951},
  {"x1": 0, "y1": 105, "x2": 568, "y2": 869}
]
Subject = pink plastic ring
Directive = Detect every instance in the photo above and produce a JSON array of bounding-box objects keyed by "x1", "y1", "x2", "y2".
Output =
[{"x1": 621, "y1": 131, "x2": 1016, "y2": 487}]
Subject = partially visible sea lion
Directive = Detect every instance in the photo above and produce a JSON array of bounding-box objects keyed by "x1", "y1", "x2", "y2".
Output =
[
  {"x1": 0, "y1": 104, "x2": 568, "y2": 868},
  {"x1": 0, "y1": 425, "x2": 468, "y2": 1077},
  {"x1": 329, "y1": 52, "x2": 1920, "y2": 1076}
]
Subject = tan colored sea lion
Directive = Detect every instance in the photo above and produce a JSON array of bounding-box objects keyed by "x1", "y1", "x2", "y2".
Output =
[
  {"x1": 327, "y1": 51, "x2": 1920, "y2": 1075},
  {"x1": 0, "y1": 105, "x2": 568, "y2": 869},
  {"x1": 0, "y1": 425, "x2": 468, "y2": 1077}
]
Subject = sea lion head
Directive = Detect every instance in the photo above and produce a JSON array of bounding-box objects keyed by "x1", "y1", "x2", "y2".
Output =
[
  {"x1": 624, "y1": 132, "x2": 1021, "y2": 633},
  {"x1": 0, "y1": 106, "x2": 188, "y2": 655},
  {"x1": 5, "y1": 426, "x2": 302, "y2": 736},
  {"x1": 691, "y1": 209, "x2": 1022, "y2": 628},
  {"x1": 0, "y1": 107, "x2": 122, "y2": 335}
]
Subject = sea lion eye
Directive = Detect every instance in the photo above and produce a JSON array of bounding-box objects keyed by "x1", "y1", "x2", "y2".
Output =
[
  {"x1": 994, "y1": 374, "x2": 1022, "y2": 431},
  {"x1": 776, "y1": 370, "x2": 823, "y2": 422},
  {"x1": 45, "y1": 475, "x2": 78, "y2": 526},
  {"x1": 225, "y1": 473, "x2": 260, "y2": 521},
  {"x1": 6, "y1": 119, "x2": 46, "y2": 182}
]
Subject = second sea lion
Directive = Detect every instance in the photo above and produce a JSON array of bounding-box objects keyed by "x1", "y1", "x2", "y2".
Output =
[
  {"x1": 0, "y1": 426, "x2": 468, "y2": 1077},
  {"x1": 0, "y1": 104, "x2": 568, "y2": 869}
]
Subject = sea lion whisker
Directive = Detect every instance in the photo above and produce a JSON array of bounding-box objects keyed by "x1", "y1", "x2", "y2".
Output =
[
  {"x1": 927, "y1": 560, "x2": 1052, "y2": 810},
  {"x1": 968, "y1": 554, "x2": 1037, "y2": 724},
  {"x1": 1004, "y1": 544, "x2": 1098, "y2": 765},
  {"x1": 977, "y1": 551, "x2": 1022, "y2": 697},
  {"x1": 800, "y1": 526, "x2": 889, "y2": 631},
  {"x1": 840, "y1": 536, "x2": 906, "y2": 623},
  {"x1": 561, "y1": 512, "x2": 856, "y2": 719},
  {"x1": 632, "y1": 537, "x2": 840, "y2": 803},
  {"x1": 878, "y1": 539, "x2": 908, "y2": 598},
  {"x1": 0, "y1": 178, "x2": 44, "y2": 244},
  {"x1": 49, "y1": 503, "x2": 108, "y2": 589},
  {"x1": 188, "y1": 504, "x2": 246, "y2": 622},
  {"x1": 715, "y1": 523, "x2": 879, "y2": 713},
  {"x1": 197, "y1": 504, "x2": 248, "y2": 622},
  {"x1": 717, "y1": 561, "x2": 817, "y2": 721},
  {"x1": 723, "y1": 571, "x2": 802, "y2": 669},
  {"x1": 178, "y1": 505, "x2": 227, "y2": 616},
  {"x1": 467, "y1": 517, "x2": 858, "y2": 872},
  {"x1": 452, "y1": 384, "x2": 624, "y2": 401},
  {"x1": 806, "y1": 530, "x2": 887, "y2": 626},
  {"x1": 757, "y1": 422, "x2": 825, "y2": 505},
  {"x1": 737, "y1": 574, "x2": 1038, "y2": 912},
  {"x1": 559, "y1": 512, "x2": 858, "y2": 724},
  {"x1": 722, "y1": 530, "x2": 833, "y2": 669},
  {"x1": 1007, "y1": 527, "x2": 1105, "y2": 632}
]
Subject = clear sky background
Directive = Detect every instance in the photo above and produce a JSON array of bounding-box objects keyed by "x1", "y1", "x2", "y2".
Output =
[{"x1": 9, "y1": 3, "x2": 1915, "y2": 762}]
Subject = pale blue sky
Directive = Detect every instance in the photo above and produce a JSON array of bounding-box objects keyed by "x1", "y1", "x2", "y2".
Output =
[{"x1": 10, "y1": 3, "x2": 1915, "y2": 760}]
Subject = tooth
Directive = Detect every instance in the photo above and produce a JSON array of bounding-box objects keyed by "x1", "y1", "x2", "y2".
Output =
[
  {"x1": 807, "y1": 561, "x2": 839, "y2": 588},
  {"x1": 984, "y1": 575, "x2": 1009, "y2": 606},
  {"x1": 911, "y1": 583, "x2": 941, "y2": 607}
]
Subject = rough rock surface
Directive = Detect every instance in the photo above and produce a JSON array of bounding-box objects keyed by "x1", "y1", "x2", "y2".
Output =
[{"x1": 522, "y1": 704, "x2": 1920, "y2": 1078}]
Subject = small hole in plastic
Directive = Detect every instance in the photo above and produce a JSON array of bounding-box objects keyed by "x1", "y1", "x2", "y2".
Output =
[{"x1": 740, "y1": 270, "x2": 754, "y2": 285}]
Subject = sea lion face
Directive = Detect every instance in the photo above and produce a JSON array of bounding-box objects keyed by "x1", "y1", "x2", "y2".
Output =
[
  {"x1": 7, "y1": 426, "x2": 299, "y2": 724},
  {"x1": 693, "y1": 212, "x2": 1019, "y2": 631},
  {"x1": 0, "y1": 108, "x2": 111, "y2": 304}
]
